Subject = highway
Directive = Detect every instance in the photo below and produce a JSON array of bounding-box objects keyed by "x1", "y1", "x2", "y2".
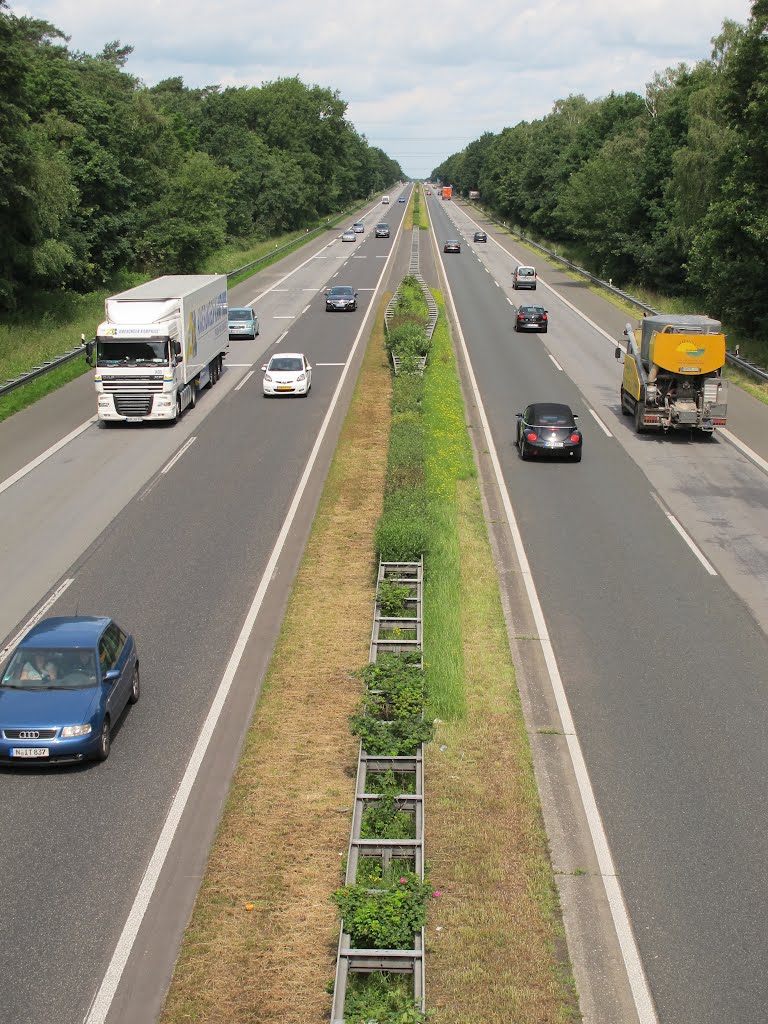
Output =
[
  {"x1": 427, "y1": 192, "x2": 768, "y2": 1024},
  {"x1": 0, "y1": 186, "x2": 413, "y2": 1024}
]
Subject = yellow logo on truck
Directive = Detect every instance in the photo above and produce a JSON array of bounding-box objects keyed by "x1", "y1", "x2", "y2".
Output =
[
  {"x1": 675, "y1": 340, "x2": 707, "y2": 358},
  {"x1": 186, "y1": 312, "x2": 197, "y2": 361}
]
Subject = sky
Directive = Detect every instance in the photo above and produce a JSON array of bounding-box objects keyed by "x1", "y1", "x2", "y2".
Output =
[{"x1": 11, "y1": 0, "x2": 755, "y2": 179}]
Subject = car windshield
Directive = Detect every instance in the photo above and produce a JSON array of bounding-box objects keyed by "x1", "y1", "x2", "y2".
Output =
[
  {"x1": 96, "y1": 339, "x2": 169, "y2": 366},
  {"x1": 377, "y1": 224, "x2": 388, "y2": 229},
  {"x1": 530, "y1": 407, "x2": 573, "y2": 426},
  {"x1": 2, "y1": 648, "x2": 99, "y2": 690},
  {"x1": 229, "y1": 308, "x2": 252, "y2": 320},
  {"x1": 329, "y1": 287, "x2": 354, "y2": 297},
  {"x1": 518, "y1": 268, "x2": 535, "y2": 276},
  {"x1": 354, "y1": 223, "x2": 363, "y2": 228},
  {"x1": 269, "y1": 357, "x2": 303, "y2": 372}
]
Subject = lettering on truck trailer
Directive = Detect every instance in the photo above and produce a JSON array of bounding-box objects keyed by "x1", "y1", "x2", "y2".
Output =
[{"x1": 187, "y1": 290, "x2": 227, "y2": 361}]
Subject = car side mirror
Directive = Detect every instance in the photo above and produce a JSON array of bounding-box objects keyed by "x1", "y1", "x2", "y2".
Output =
[
  {"x1": 174, "y1": 341, "x2": 182, "y2": 357},
  {"x1": 623, "y1": 328, "x2": 629, "y2": 336},
  {"x1": 103, "y1": 668, "x2": 120, "y2": 684},
  {"x1": 84, "y1": 335, "x2": 94, "y2": 365},
  {"x1": 354, "y1": 291, "x2": 358, "y2": 297},
  {"x1": 615, "y1": 346, "x2": 623, "y2": 360},
  {"x1": 572, "y1": 414, "x2": 579, "y2": 419},
  {"x1": 261, "y1": 365, "x2": 267, "y2": 372}
]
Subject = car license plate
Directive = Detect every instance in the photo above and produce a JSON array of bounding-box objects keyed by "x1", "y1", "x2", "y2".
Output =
[
  {"x1": 126, "y1": 417, "x2": 143, "y2": 422},
  {"x1": 11, "y1": 747, "x2": 49, "y2": 758},
  {"x1": 277, "y1": 385, "x2": 292, "y2": 391},
  {"x1": 547, "y1": 441, "x2": 564, "y2": 448}
]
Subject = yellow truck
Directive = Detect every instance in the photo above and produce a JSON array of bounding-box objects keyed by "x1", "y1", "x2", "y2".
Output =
[{"x1": 617, "y1": 314, "x2": 728, "y2": 434}]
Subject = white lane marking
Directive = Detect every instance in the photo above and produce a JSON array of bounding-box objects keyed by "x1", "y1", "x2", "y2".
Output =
[
  {"x1": 276, "y1": 332, "x2": 288, "y2": 344},
  {"x1": 427, "y1": 197, "x2": 660, "y2": 1024},
  {"x1": 302, "y1": 288, "x2": 318, "y2": 292},
  {"x1": 0, "y1": 417, "x2": 96, "y2": 497},
  {"x1": 312, "y1": 255, "x2": 327, "y2": 259},
  {"x1": 273, "y1": 315, "x2": 294, "y2": 319},
  {"x1": 376, "y1": 255, "x2": 388, "y2": 258},
  {"x1": 302, "y1": 305, "x2": 310, "y2": 315},
  {"x1": 589, "y1": 409, "x2": 613, "y2": 437},
  {"x1": 160, "y1": 436, "x2": 196, "y2": 475},
  {"x1": 494, "y1": 280, "x2": 500, "y2": 287},
  {"x1": 719, "y1": 428, "x2": 768, "y2": 477},
  {"x1": 548, "y1": 354, "x2": 564, "y2": 372},
  {"x1": 358, "y1": 287, "x2": 376, "y2": 291},
  {"x1": 83, "y1": 205, "x2": 406, "y2": 1024},
  {"x1": 335, "y1": 256, "x2": 347, "y2": 259},
  {"x1": 507, "y1": 297, "x2": 514, "y2": 306},
  {"x1": 650, "y1": 494, "x2": 718, "y2": 575},
  {"x1": 226, "y1": 363, "x2": 253, "y2": 367},
  {"x1": 234, "y1": 371, "x2": 255, "y2": 392},
  {"x1": 0, "y1": 578, "x2": 75, "y2": 660},
  {"x1": 271, "y1": 288, "x2": 288, "y2": 291}
]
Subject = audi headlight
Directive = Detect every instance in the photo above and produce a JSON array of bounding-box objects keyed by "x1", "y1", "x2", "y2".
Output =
[{"x1": 61, "y1": 724, "x2": 92, "y2": 738}]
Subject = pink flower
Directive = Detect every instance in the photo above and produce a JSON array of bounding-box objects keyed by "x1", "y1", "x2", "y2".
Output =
[
  {"x1": 433, "y1": 890, "x2": 442, "y2": 898},
  {"x1": 399, "y1": 877, "x2": 407, "y2": 884}
]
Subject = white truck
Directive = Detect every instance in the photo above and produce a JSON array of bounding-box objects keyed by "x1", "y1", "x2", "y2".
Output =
[{"x1": 86, "y1": 275, "x2": 229, "y2": 424}]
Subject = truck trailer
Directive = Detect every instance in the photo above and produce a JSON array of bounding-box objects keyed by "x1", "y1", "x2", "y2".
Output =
[
  {"x1": 617, "y1": 314, "x2": 728, "y2": 434},
  {"x1": 86, "y1": 275, "x2": 229, "y2": 424},
  {"x1": 441, "y1": 186, "x2": 453, "y2": 200}
]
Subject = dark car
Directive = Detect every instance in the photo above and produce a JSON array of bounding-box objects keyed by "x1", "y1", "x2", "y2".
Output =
[
  {"x1": 516, "y1": 403, "x2": 582, "y2": 462},
  {"x1": 0, "y1": 616, "x2": 140, "y2": 764},
  {"x1": 375, "y1": 223, "x2": 390, "y2": 238},
  {"x1": 443, "y1": 240, "x2": 461, "y2": 253},
  {"x1": 228, "y1": 307, "x2": 259, "y2": 339},
  {"x1": 473, "y1": 231, "x2": 487, "y2": 243},
  {"x1": 325, "y1": 285, "x2": 358, "y2": 311},
  {"x1": 514, "y1": 304, "x2": 548, "y2": 333}
]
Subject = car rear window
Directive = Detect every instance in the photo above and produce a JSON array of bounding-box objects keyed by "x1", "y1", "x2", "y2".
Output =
[
  {"x1": 518, "y1": 267, "x2": 535, "y2": 276},
  {"x1": 532, "y1": 410, "x2": 572, "y2": 426}
]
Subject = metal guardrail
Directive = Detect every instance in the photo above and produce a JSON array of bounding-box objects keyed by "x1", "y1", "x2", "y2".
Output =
[
  {"x1": 0, "y1": 193, "x2": 390, "y2": 402},
  {"x1": 463, "y1": 199, "x2": 768, "y2": 384}
]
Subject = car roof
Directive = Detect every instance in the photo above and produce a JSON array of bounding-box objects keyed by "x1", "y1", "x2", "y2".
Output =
[
  {"x1": 525, "y1": 403, "x2": 575, "y2": 421},
  {"x1": 19, "y1": 616, "x2": 112, "y2": 648}
]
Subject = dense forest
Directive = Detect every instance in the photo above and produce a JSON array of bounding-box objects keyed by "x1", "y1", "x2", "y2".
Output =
[
  {"x1": 0, "y1": 0, "x2": 401, "y2": 310},
  {"x1": 432, "y1": 1, "x2": 768, "y2": 339}
]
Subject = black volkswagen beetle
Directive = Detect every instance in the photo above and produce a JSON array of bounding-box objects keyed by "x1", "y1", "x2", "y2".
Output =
[
  {"x1": 473, "y1": 230, "x2": 487, "y2": 242},
  {"x1": 516, "y1": 403, "x2": 582, "y2": 462}
]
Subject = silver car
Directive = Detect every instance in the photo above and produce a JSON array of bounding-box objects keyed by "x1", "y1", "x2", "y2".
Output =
[
  {"x1": 341, "y1": 229, "x2": 357, "y2": 242},
  {"x1": 228, "y1": 307, "x2": 259, "y2": 339}
]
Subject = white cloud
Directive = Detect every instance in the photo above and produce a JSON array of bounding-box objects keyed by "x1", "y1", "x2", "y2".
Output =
[{"x1": 10, "y1": 0, "x2": 754, "y2": 176}]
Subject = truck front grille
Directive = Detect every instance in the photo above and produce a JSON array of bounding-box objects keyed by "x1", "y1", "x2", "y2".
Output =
[
  {"x1": 101, "y1": 376, "x2": 164, "y2": 393},
  {"x1": 114, "y1": 395, "x2": 154, "y2": 416}
]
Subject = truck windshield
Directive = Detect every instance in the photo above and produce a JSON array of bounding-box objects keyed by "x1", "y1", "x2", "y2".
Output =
[{"x1": 96, "y1": 339, "x2": 170, "y2": 366}]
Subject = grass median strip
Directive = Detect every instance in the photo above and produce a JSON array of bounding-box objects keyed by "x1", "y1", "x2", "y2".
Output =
[
  {"x1": 160, "y1": 301, "x2": 392, "y2": 1024},
  {"x1": 160, "y1": 287, "x2": 577, "y2": 1023}
]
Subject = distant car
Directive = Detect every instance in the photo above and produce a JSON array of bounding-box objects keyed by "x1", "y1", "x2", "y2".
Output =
[
  {"x1": 228, "y1": 306, "x2": 259, "y2": 339},
  {"x1": 443, "y1": 240, "x2": 461, "y2": 253},
  {"x1": 0, "y1": 615, "x2": 140, "y2": 764},
  {"x1": 398, "y1": 196, "x2": 406, "y2": 202},
  {"x1": 375, "y1": 223, "x2": 390, "y2": 238},
  {"x1": 473, "y1": 231, "x2": 487, "y2": 243},
  {"x1": 426, "y1": 189, "x2": 432, "y2": 195},
  {"x1": 513, "y1": 265, "x2": 537, "y2": 289},
  {"x1": 325, "y1": 285, "x2": 358, "y2": 311},
  {"x1": 262, "y1": 352, "x2": 312, "y2": 396},
  {"x1": 515, "y1": 304, "x2": 548, "y2": 333},
  {"x1": 353, "y1": 222, "x2": 364, "y2": 233},
  {"x1": 516, "y1": 403, "x2": 582, "y2": 462},
  {"x1": 341, "y1": 229, "x2": 357, "y2": 242}
]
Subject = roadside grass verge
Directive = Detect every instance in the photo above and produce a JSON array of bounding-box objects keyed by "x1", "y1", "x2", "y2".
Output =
[{"x1": 159, "y1": 299, "x2": 393, "y2": 1024}]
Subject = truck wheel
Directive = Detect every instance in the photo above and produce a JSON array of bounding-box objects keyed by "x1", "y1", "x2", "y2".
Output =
[
  {"x1": 620, "y1": 388, "x2": 631, "y2": 415},
  {"x1": 634, "y1": 402, "x2": 646, "y2": 434}
]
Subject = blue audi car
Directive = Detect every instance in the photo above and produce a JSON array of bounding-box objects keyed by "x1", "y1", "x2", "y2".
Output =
[{"x1": 0, "y1": 616, "x2": 139, "y2": 765}]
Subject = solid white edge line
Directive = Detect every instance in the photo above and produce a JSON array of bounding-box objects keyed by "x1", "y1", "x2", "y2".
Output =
[
  {"x1": 719, "y1": 427, "x2": 768, "y2": 476},
  {"x1": 589, "y1": 408, "x2": 613, "y2": 437},
  {"x1": 82, "y1": 203, "x2": 406, "y2": 1024},
  {"x1": 425, "y1": 197, "x2": 660, "y2": 1024},
  {"x1": 160, "y1": 436, "x2": 196, "y2": 475},
  {"x1": 548, "y1": 354, "x2": 564, "y2": 372},
  {"x1": 0, "y1": 578, "x2": 75, "y2": 660},
  {"x1": 0, "y1": 417, "x2": 96, "y2": 497},
  {"x1": 666, "y1": 514, "x2": 718, "y2": 576},
  {"x1": 234, "y1": 370, "x2": 255, "y2": 392}
]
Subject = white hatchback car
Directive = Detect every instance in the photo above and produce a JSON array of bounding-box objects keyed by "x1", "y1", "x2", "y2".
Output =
[{"x1": 262, "y1": 352, "x2": 312, "y2": 396}]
